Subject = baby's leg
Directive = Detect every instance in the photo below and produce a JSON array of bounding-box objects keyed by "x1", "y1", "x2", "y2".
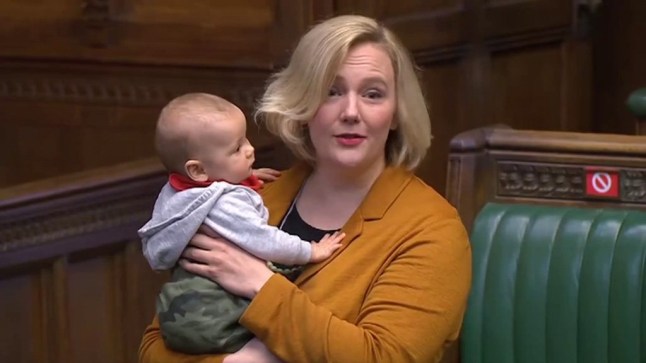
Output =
[{"x1": 157, "y1": 267, "x2": 253, "y2": 354}]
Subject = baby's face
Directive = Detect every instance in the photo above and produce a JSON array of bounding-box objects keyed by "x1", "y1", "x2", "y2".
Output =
[{"x1": 196, "y1": 109, "x2": 255, "y2": 183}]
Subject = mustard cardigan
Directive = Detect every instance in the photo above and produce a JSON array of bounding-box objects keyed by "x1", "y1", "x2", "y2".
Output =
[{"x1": 139, "y1": 163, "x2": 472, "y2": 363}]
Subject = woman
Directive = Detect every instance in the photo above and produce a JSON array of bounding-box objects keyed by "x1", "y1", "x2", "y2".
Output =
[{"x1": 139, "y1": 14, "x2": 471, "y2": 363}]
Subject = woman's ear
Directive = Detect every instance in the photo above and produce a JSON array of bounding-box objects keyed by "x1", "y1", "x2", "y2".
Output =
[
  {"x1": 390, "y1": 118, "x2": 398, "y2": 130},
  {"x1": 185, "y1": 160, "x2": 208, "y2": 182}
]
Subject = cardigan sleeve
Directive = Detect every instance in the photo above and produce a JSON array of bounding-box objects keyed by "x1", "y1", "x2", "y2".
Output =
[
  {"x1": 138, "y1": 315, "x2": 227, "y2": 363},
  {"x1": 204, "y1": 189, "x2": 312, "y2": 265},
  {"x1": 240, "y1": 218, "x2": 472, "y2": 363}
]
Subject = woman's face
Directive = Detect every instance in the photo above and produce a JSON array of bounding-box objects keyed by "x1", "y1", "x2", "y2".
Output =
[{"x1": 308, "y1": 42, "x2": 396, "y2": 174}]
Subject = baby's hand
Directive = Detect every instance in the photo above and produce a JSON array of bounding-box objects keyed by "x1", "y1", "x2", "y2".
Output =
[
  {"x1": 310, "y1": 231, "x2": 345, "y2": 263},
  {"x1": 253, "y1": 168, "x2": 282, "y2": 183}
]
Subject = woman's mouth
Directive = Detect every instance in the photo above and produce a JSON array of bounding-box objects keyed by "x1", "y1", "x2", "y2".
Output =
[{"x1": 335, "y1": 133, "x2": 365, "y2": 146}]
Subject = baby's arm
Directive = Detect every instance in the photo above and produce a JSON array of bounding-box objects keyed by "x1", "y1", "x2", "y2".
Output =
[{"x1": 205, "y1": 190, "x2": 343, "y2": 265}]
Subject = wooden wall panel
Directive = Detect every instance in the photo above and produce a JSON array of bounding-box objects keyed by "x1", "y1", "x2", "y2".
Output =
[
  {"x1": 0, "y1": 243, "x2": 167, "y2": 363},
  {"x1": 491, "y1": 46, "x2": 564, "y2": 130},
  {"x1": 0, "y1": 62, "x2": 273, "y2": 187},
  {"x1": 0, "y1": 273, "x2": 40, "y2": 363},
  {"x1": 592, "y1": 0, "x2": 646, "y2": 135},
  {"x1": 339, "y1": 0, "x2": 470, "y2": 53},
  {"x1": 0, "y1": 0, "x2": 593, "y2": 193},
  {"x1": 67, "y1": 256, "x2": 116, "y2": 363},
  {"x1": 0, "y1": 0, "x2": 323, "y2": 188},
  {"x1": 0, "y1": 160, "x2": 170, "y2": 363},
  {"x1": 0, "y1": 0, "x2": 310, "y2": 68},
  {"x1": 483, "y1": 0, "x2": 572, "y2": 38},
  {"x1": 417, "y1": 63, "x2": 464, "y2": 194}
]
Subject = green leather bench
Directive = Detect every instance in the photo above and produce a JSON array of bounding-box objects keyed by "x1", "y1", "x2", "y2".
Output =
[
  {"x1": 462, "y1": 203, "x2": 646, "y2": 363},
  {"x1": 445, "y1": 126, "x2": 646, "y2": 363}
]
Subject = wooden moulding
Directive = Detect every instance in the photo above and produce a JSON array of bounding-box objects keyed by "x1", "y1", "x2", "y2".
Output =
[{"x1": 0, "y1": 158, "x2": 166, "y2": 270}]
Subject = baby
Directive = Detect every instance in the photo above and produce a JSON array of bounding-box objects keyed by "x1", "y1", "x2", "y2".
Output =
[{"x1": 138, "y1": 93, "x2": 344, "y2": 354}]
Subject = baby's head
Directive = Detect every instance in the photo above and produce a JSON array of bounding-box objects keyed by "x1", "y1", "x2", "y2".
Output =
[{"x1": 155, "y1": 93, "x2": 255, "y2": 184}]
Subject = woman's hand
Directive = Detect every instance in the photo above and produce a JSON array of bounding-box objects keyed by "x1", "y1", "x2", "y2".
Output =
[
  {"x1": 223, "y1": 338, "x2": 283, "y2": 363},
  {"x1": 253, "y1": 168, "x2": 282, "y2": 183},
  {"x1": 179, "y1": 231, "x2": 274, "y2": 299}
]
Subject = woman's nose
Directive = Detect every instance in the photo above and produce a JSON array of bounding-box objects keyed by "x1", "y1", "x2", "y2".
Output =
[{"x1": 341, "y1": 94, "x2": 359, "y2": 123}]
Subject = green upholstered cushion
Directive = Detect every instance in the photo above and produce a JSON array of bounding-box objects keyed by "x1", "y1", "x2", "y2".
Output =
[{"x1": 461, "y1": 203, "x2": 646, "y2": 363}]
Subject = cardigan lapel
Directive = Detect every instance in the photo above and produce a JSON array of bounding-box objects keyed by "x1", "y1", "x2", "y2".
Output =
[{"x1": 294, "y1": 166, "x2": 414, "y2": 285}]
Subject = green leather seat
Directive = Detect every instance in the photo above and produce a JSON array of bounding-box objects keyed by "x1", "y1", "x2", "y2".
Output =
[{"x1": 461, "y1": 203, "x2": 646, "y2": 363}]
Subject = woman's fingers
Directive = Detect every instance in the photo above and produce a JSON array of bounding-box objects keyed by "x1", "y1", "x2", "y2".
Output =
[
  {"x1": 178, "y1": 258, "x2": 214, "y2": 278},
  {"x1": 253, "y1": 168, "x2": 282, "y2": 182},
  {"x1": 187, "y1": 230, "x2": 232, "y2": 250},
  {"x1": 181, "y1": 245, "x2": 214, "y2": 263},
  {"x1": 183, "y1": 232, "x2": 245, "y2": 263}
]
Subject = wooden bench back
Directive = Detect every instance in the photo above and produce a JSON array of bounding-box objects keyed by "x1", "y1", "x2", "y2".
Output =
[{"x1": 447, "y1": 125, "x2": 646, "y2": 231}]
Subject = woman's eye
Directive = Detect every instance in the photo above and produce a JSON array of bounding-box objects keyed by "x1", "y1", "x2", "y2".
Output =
[
  {"x1": 365, "y1": 89, "x2": 384, "y2": 99},
  {"x1": 328, "y1": 87, "x2": 341, "y2": 97}
]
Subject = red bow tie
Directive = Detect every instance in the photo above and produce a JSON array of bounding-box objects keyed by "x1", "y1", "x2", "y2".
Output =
[{"x1": 168, "y1": 173, "x2": 262, "y2": 191}]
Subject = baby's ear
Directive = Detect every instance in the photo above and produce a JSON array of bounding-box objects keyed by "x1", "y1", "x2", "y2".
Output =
[{"x1": 185, "y1": 160, "x2": 208, "y2": 182}]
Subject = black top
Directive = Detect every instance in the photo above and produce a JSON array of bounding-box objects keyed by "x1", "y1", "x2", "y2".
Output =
[
  {"x1": 280, "y1": 205, "x2": 337, "y2": 241},
  {"x1": 270, "y1": 204, "x2": 338, "y2": 279}
]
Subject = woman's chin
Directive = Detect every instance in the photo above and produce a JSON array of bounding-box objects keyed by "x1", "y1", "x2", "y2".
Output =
[
  {"x1": 318, "y1": 150, "x2": 385, "y2": 172},
  {"x1": 328, "y1": 157, "x2": 371, "y2": 171}
]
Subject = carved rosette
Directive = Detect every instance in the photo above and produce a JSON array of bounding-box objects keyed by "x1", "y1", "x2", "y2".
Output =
[
  {"x1": 622, "y1": 170, "x2": 646, "y2": 202},
  {"x1": 497, "y1": 162, "x2": 585, "y2": 200},
  {"x1": 79, "y1": 0, "x2": 117, "y2": 48}
]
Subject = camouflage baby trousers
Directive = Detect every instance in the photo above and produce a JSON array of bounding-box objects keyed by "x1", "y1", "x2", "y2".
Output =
[{"x1": 157, "y1": 267, "x2": 253, "y2": 354}]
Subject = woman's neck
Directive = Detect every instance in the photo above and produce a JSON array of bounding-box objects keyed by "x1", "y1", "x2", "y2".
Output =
[
  {"x1": 307, "y1": 160, "x2": 385, "y2": 195},
  {"x1": 295, "y1": 160, "x2": 386, "y2": 230}
]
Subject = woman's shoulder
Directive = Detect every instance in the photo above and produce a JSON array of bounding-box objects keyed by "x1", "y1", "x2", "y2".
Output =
[
  {"x1": 390, "y1": 177, "x2": 469, "y2": 252},
  {"x1": 389, "y1": 172, "x2": 465, "y2": 232},
  {"x1": 376, "y1": 167, "x2": 459, "y2": 219},
  {"x1": 403, "y1": 175, "x2": 458, "y2": 216}
]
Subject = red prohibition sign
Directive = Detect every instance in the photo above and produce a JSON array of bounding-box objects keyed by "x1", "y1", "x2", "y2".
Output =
[
  {"x1": 591, "y1": 172, "x2": 612, "y2": 193},
  {"x1": 585, "y1": 169, "x2": 619, "y2": 198}
]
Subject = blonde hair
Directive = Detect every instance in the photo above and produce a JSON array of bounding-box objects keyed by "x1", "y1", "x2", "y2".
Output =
[
  {"x1": 155, "y1": 93, "x2": 237, "y2": 174},
  {"x1": 255, "y1": 15, "x2": 431, "y2": 170}
]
